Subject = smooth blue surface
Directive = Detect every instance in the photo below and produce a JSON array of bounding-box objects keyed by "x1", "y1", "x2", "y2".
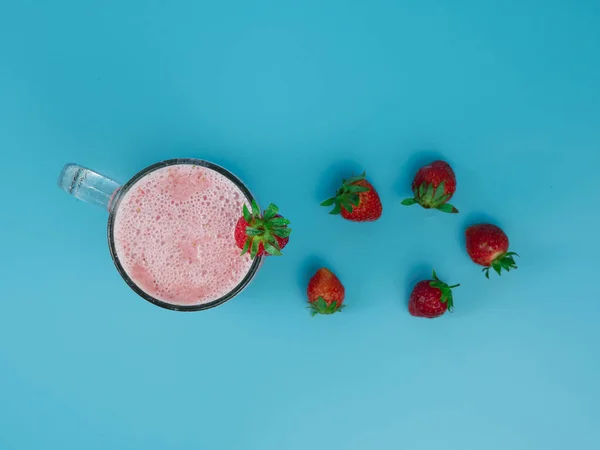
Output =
[{"x1": 1, "y1": 1, "x2": 599, "y2": 449}]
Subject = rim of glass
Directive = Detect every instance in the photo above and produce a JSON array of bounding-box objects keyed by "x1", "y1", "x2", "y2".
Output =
[{"x1": 107, "y1": 158, "x2": 262, "y2": 312}]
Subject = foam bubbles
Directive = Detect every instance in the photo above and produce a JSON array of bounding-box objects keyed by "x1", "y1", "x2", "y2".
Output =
[{"x1": 113, "y1": 164, "x2": 253, "y2": 306}]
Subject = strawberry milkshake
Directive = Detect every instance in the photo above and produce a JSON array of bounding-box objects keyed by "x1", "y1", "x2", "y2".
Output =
[{"x1": 111, "y1": 162, "x2": 256, "y2": 307}]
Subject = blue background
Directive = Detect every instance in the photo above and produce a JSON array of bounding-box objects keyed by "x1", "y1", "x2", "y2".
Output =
[{"x1": 1, "y1": 1, "x2": 599, "y2": 449}]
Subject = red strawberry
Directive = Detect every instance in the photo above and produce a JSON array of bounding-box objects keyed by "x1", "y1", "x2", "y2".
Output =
[
  {"x1": 466, "y1": 224, "x2": 518, "y2": 278},
  {"x1": 307, "y1": 268, "x2": 346, "y2": 316},
  {"x1": 401, "y1": 160, "x2": 458, "y2": 213},
  {"x1": 234, "y1": 200, "x2": 292, "y2": 259},
  {"x1": 408, "y1": 270, "x2": 459, "y2": 318},
  {"x1": 321, "y1": 172, "x2": 382, "y2": 221}
]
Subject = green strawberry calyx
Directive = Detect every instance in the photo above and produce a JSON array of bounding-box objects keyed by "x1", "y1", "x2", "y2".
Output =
[
  {"x1": 308, "y1": 297, "x2": 346, "y2": 316},
  {"x1": 401, "y1": 181, "x2": 458, "y2": 214},
  {"x1": 482, "y1": 252, "x2": 519, "y2": 278},
  {"x1": 429, "y1": 269, "x2": 459, "y2": 312},
  {"x1": 240, "y1": 200, "x2": 292, "y2": 259},
  {"x1": 320, "y1": 172, "x2": 370, "y2": 215}
]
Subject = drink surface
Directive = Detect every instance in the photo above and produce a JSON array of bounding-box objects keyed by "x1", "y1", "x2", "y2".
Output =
[{"x1": 113, "y1": 164, "x2": 253, "y2": 305}]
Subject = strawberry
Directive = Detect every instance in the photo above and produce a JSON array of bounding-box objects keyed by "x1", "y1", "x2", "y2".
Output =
[
  {"x1": 465, "y1": 224, "x2": 518, "y2": 278},
  {"x1": 408, "y1": 270, "x2": 459, "y2": 318},
  {"x1": 307, "y1": 268, "x2": 346, "y2": 316},
  {"x1": 234, "y1": 200, "x2": 292, "y2": 259},
  {"x1": 401, "y1": 160, "x2": 458, "y2": 213},
  {"x1": 321, "y1": 172, "x2": 382, "y2": 222}
]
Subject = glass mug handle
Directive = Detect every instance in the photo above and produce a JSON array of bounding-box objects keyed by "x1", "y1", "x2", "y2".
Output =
[{"x1": 58, "y1": 163, "x2": 122, "y2": 211}]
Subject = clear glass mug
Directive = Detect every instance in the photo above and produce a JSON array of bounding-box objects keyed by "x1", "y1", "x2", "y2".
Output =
[{"x1": 58, "y1": 158, "x2": 262, "y2": 311}]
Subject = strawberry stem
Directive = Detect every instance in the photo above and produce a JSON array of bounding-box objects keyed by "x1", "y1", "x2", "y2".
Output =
[
  {"x1": 321, "y1": 172, "x2": 369, "y2": 215},
  {"x1": 402, "y1": 181, "x2": 458, "y2": 213},
  {"x1": 429, "y1": 269, "x2": 459, "y2": 312},
  {"x1": 308, "y1": 296, "x2": 346, "y2": 316},
  {"x1": 483, "y1": 252, "x2": 519, "y2": 278}
]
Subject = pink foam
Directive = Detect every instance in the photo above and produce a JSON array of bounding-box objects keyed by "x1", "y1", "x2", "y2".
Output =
[{"x1": 113, "y1": 164, "x2": 254, "y2": 306}]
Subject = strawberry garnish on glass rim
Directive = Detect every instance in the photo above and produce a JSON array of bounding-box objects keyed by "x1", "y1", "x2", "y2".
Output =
[
  {"x1": 401, "y1": 181, "x2": 458, "y2": 214},
  {"x1": 237, "y1": 200, "x2": 292, "y2": 259}
]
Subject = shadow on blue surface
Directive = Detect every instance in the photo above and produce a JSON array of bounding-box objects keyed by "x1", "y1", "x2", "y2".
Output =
[
  {"x1": 393, "y1": 149, "x2": 446, "y2": 198},
  {"x1": 314, "y1": 159, "x2": 364, "y2": 203}
]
